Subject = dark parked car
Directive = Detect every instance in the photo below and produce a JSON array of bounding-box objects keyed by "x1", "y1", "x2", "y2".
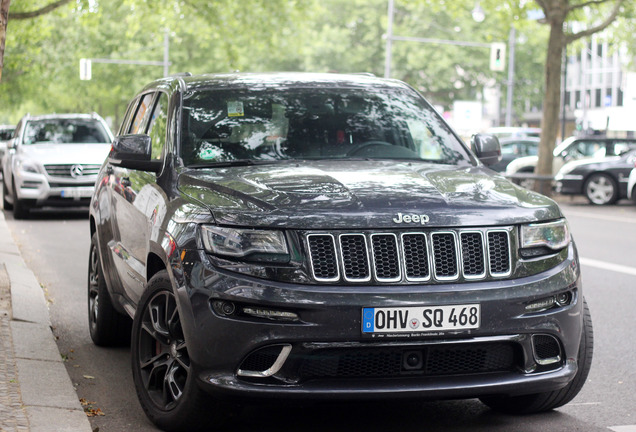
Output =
[
  {"x1": 88, "y1": 72, "x2": 591, "y2": 432},
  {"x1": 555, "y1": 149, "x2": 636, "y2": 205},
  {"x1": 489, "y1": 136, "x2": 539, "y2": 172}
]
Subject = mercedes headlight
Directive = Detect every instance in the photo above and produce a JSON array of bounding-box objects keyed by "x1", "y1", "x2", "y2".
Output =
[
  {"x1": 201, "y1": 226, "x2": 289, "y2": 262},
  {"x1": 15, "y1": 157, "x2": 39, "y2": 174},
  {"x1": 520, "y1": 219, "x2": 570, "y2": 257}
]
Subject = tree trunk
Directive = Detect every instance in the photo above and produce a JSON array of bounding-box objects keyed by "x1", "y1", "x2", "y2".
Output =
[
  {"x1": 535, "y1": 7, "x2": 566, "y2": 197},
  {"x1": 0, "y1": 0, "x2": 10, "y2": 82}
]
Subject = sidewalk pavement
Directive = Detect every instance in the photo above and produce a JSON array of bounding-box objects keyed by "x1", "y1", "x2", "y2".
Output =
[{"x1": 0, "y1": 211, "x2": 92, "y2": 432}]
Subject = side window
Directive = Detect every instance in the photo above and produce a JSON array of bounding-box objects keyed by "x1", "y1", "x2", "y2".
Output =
[
  {"x1": 565, "y1": 141, "x2": 601, "y2": 159},
  {"x1": 128, "y1": 93, "x2": 155, "y2": 134},
  {"x1": 613, "y1": 141, "x2": 636, "y2": 156},
  {"x1": 147, "y1": 92, "x2": 169, "y2": 160}
]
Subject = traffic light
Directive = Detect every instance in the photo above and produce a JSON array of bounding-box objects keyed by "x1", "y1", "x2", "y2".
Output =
[{"x1": 490, "y1": 43, "x2": 506, "y2": 72}]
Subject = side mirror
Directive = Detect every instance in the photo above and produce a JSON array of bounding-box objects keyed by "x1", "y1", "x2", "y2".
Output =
[
  {"x1": 471, "y1": 134, "x2": 502, "y2": 166},
  {"x1": 109, "y1": 134, "x2": 162, "y2": 172}
]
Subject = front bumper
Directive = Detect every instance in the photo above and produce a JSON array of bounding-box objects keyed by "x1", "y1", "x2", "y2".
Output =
[
  {"x1": 173, "y1": 243, "x2": 582, "y2": 400},
  {"x1": 14, "y1": 171, "x2": 95, "y2": 206}
]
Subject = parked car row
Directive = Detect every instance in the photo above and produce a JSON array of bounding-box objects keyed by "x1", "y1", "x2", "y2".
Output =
[
  {"x1": 1, "y1": 113, "x2": 113, "y2": 218},
  {"x1": 504, "y1": 135, "x2": 636, "y2": 205}
]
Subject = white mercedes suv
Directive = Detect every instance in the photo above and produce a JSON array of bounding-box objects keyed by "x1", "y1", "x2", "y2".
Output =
[{"x1": 2, "y1": 113, "x2": 113, "y2": 218}]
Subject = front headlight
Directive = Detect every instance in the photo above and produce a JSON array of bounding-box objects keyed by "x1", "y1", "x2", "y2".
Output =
[
  {"x1": 520, "y1": 219, "x2": 570, "y2": 255},
  {"x1": 15, "y1": 157, "x2": 39, "y2": 174},
  {"x1": 201, "y1": 226, "x2": 289, "y2": 262}
]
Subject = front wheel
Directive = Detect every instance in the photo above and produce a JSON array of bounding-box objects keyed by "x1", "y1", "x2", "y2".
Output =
[
  {"x1": 480, "y1": 298, "x2": 593, "y2": 414},
  {"x1": 131, "y1": 270, "x2": 228, "y2": 432},
  {"x1": 12, "y1": 179, "x2": 30, "y2": 219},
  {"x1": 2, "y1": 179, "x2": 13, "y2": 210},
  {"x1": 584, "y1": 173, "x2": 618, "y2": 205}
]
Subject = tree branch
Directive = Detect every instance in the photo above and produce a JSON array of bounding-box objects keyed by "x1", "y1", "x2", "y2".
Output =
[
  {"x1": 534, "y1": 0, "x2": 548, "y2": 12},
  {"x1": 566, "y1": 0, "x2": 625, "y2": 43},
  {"x1": 568, "y1": 0, "x2": 611, "y2": 12},
  {"x1": 10, "y1": 0, "x2": 72, "y2": 20}
]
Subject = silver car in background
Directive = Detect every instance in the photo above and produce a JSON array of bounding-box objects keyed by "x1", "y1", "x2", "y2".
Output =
[{"x1": 2, "y1": 113, "x2": 113, "y2": 218}]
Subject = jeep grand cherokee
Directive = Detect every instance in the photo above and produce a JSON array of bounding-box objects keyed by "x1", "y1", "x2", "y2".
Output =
[{"x1": 88, "y1": 72, "x2": 592, "y2": 432}]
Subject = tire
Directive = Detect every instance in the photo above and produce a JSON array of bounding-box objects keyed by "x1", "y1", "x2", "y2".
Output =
[
  {"x1": 131, "y1": 270, "x2": 227, "y2": 432},
  {"x1": 88, "y1": 232, "x2": 131, "y2": 346},
  {"x1": 2, "y1": 179, "x2": 12, "y2": 210},
  {"x1": 12, "y1": 178, "x2": 30, "y2": 219},
  {"x1": 480, "y1": 298, "x2": 594, "y2": 414},
  {"x1": 584, "y1": 173, "x2": 618, "y2": 205}
]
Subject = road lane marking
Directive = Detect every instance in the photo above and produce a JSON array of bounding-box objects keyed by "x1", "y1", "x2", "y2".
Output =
[
  {"x1": 563, "y1": 210, "x2": 636, "y2": 225},
  {"x1": 608, "y1": 427, "x2": 636, "y2": 432},
  {"x1": 580, "y1": 257, "x2": 636, "y2": 277}
]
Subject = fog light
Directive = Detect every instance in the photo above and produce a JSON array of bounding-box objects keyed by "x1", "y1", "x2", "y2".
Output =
[
  {"x1": 555, "y1": 291, "x2": 572, "y2": 306},
  {"x1": 242, "y1": 307, "x2": 299, "y2": 321},
  {"x1": 212, "y1": 300, "x2": 236, "y2": 316}
]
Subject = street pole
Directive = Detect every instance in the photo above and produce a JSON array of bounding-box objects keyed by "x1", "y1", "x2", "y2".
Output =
[
  {"x1": 163, "y1": 28, "x2": 170, "y2": 77},
  {"x1": 505, "y1": 27, "x2": 515, "y2": 127},
  {"x1": 384, "y1": 0, "x2": 394, "y2": 78}
]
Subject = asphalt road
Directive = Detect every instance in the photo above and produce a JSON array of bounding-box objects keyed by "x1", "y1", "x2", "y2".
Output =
[{"x1": 3, "y1": 198, "x2": 636, "y2": 432}]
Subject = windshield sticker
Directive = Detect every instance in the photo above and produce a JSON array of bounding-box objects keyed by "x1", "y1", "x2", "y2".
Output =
[
  {"x1": 227, "y1": 101, "x2": 244, "y2": 117},
  {"x1": 198, "y1": 143, "x2": 223, "y2": 160}
]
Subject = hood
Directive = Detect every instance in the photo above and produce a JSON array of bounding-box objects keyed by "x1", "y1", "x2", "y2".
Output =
[
  {"x1": 178, "y1": 160, "x2": 562, "y2": 229},
  {"x1": 20, "y1": 143, "x2": 111, "y2": 165}
]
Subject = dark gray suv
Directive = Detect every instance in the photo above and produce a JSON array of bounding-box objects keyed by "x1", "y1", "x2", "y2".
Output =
[{"x1": 88, "y1": 72, "x2": 592, "y2": 432}]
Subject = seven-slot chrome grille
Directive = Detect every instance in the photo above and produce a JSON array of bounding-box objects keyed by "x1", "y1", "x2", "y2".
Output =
[{"x1": 307, "y1": 228, "x2": 512, "y2": 284}]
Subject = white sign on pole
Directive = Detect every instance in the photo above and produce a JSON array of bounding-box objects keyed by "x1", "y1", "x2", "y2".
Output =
[{"x1": 79, "y1": 58, "x2": 92, "y2": 81}]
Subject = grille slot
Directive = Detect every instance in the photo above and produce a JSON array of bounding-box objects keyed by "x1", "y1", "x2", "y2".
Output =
[
  {"x1": 432, "y1": 232, "x2": 458, "y2": 280},
  {"x1": 371, "y1": 234, "x2": 401, "y2": 282},
  {"x1": 488, "y1": 231, "x2": 511, "y2": 276},
  {"x1": 307, "y1": 234, "x2": 339, "y2": 282},
  {"x1": 460, "y1": 232, "x2": 486, "y2": 279},
  {"x1": 402, "y1": 233, "x2": 430, "y2": 281},
  {"x1": 340, "y1": 234, "x2": 371, "y2": 282},
  {"x1": 306, "y1": 228, "x2": 512, "y2": 284}
]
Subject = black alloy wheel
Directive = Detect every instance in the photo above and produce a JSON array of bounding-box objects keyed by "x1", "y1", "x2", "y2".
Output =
[
  {"x1": 131, "y1": 270, "x2": 224, "y2": 432},
  {"x1": 88, "y1": 232, "x2": 131, "y2": 346}
]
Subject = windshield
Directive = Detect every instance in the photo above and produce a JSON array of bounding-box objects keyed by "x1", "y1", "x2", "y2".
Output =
[
  {"x1": 24, "y1": 119, "x2": 111, "y2": 145},
  {"x1": 181, "y1": 86, "x2": 473, "y2": 167}
]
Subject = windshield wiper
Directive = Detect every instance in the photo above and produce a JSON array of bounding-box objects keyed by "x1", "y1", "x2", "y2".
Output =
[{"x1": 190, "y1": 159, "x2": 281, "y2": 168}]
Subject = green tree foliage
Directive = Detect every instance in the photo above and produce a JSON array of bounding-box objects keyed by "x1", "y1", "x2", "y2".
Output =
[{"x1": 0, "y1": 0, "x2": 631, "y2": 140}]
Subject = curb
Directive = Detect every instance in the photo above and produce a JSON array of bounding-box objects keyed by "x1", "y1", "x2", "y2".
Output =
[{"x1": 0, "y1": 210, "x2": 92, "y2": 432}]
